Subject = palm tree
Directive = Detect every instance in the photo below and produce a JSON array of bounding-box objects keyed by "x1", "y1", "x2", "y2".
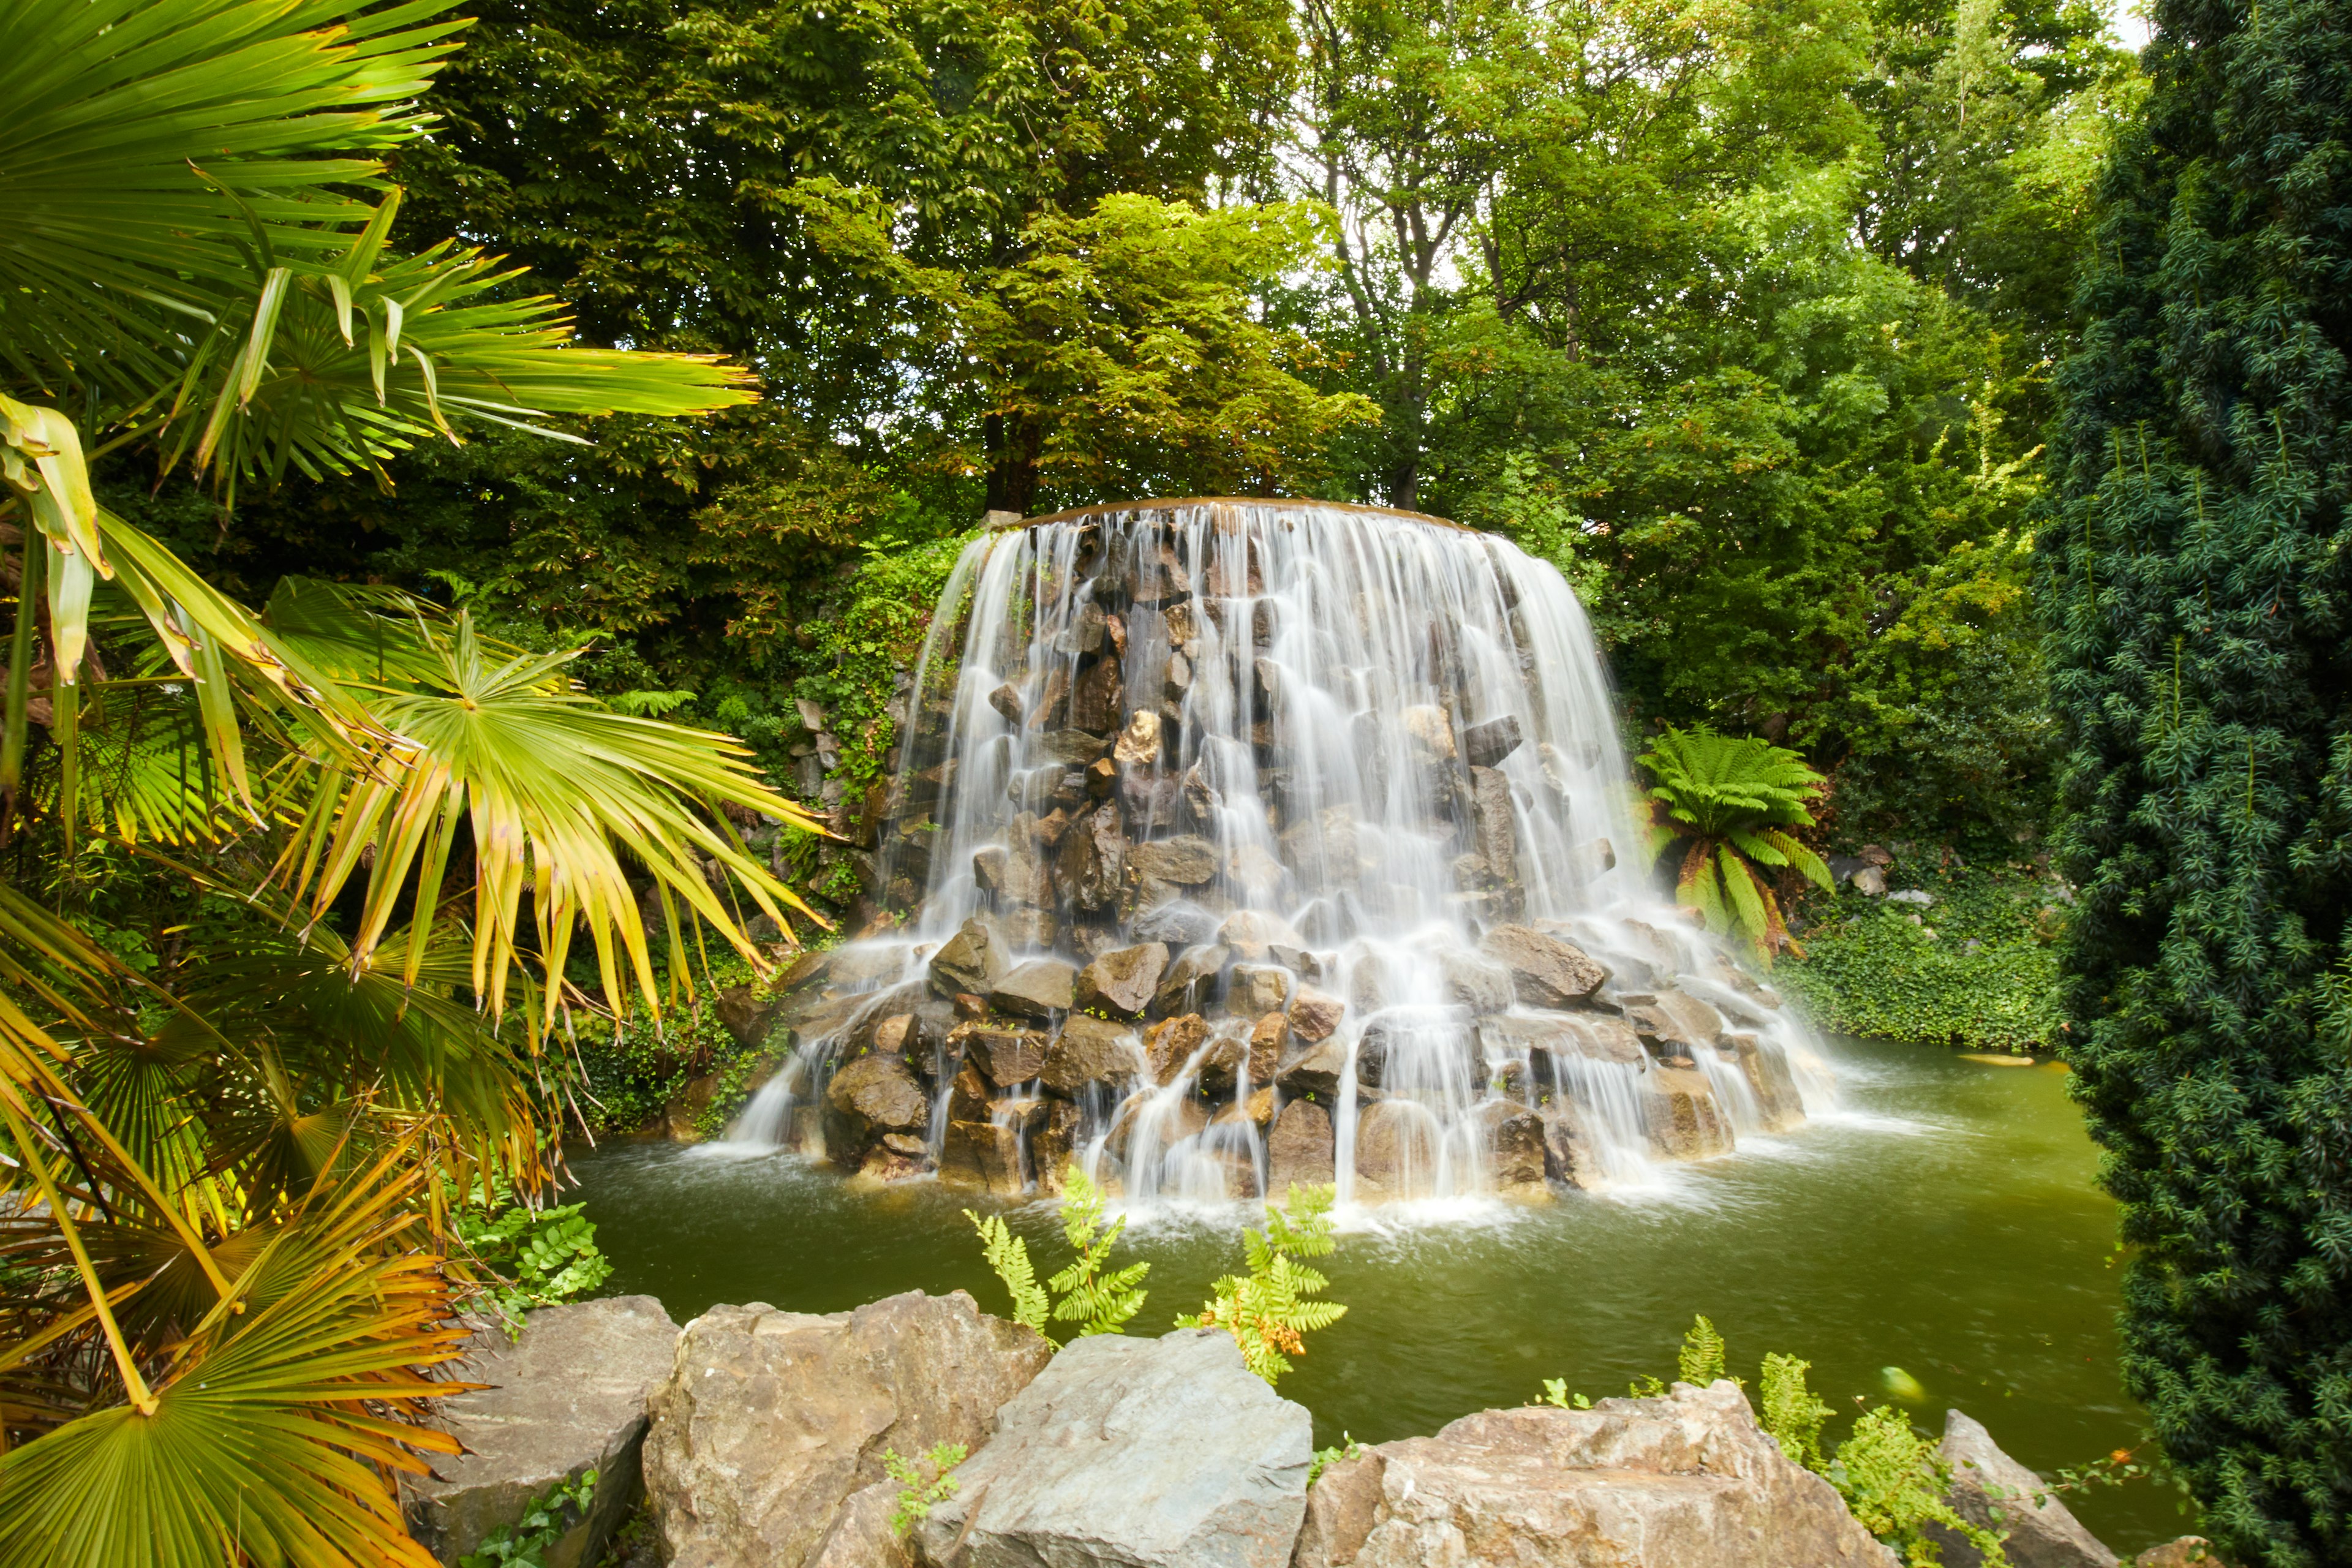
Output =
[
  {"x1": 0, "y1": 2, "x2": 828, "y2": 1559},
  {"x1": 1638, "y1": 725, "x2": 1833, "y2": 966}
]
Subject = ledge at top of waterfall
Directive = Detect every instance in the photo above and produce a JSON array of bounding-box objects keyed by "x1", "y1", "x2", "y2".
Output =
[{"x1": 723, "y1": 499, "x2": 1838, "y2": 1210}]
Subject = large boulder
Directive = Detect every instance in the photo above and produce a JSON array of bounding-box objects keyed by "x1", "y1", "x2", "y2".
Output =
[
  {"x1": 1924, "y1": 1411, "x2": 2119, "y2": 1568},
  {"x1": 1154, "y1": 943, "x2": 1229, "y2": 1015},
  {"x1": 929, "y1": 918, "x2": 1010, "y2": 999},
  {"x1": 1074, "y1": 941, "x2": 1170, "y2": 1018},
  {"x1": 1298, "y1": 1382, "x2": 1898, "y2": 1568},
  {"x1": 1474, "y1": 1101, "x2": 1551, "y2": 1201},
  {"x1": 1129, "y1": 834, "x2": 1219, "y2": 886},
  {"x1": 940, "y1": 1119, "x2": 1025, "y2": 1194},
  {"x1": 644, "y1": 1291, "x2": 1052, "y2": 1568},
  {"x1": 1145, "y1": 1012, "x2": 1211, "y2": 1084},
  {"x1": 1042, "y1": 1015, "x2": 1147, "y2": 1096},
  {"x1": 1479, "y1": 925, "x2": 1607, "y2": 1008},
  {"x1": 1469, "y1": 766, "x2": 1518, "y2": 886},
  {"x1": 1266, "y1": 1099, "x2": 1336, "y2": 1192},
  {"x1": 990, "y1": 957, "x2": 1077, "y2": 1021},
  {"x1": 1057, "y1": 801, "x2": 1125, "y2": 913},
  {"x1": 1642, "y1": 1063, "x2": 1734, "y2": 1159},
  {"x1": 1720, "y1": 1033, "x2": 1806, "y2": 1131},
  {"x1": 1288, "y1": 989, "x2": 1346, "y2": 1044},
  {"x1": 402, "y1": 1296, "x2": 679, "y2": 1568},
  {"x1": 1229, "y1": 962, "x2": 1294, "y2": 1018},
  {"x1": 913, "y1": 1330, "x2": 1313, "y2": 1568},
  {"x1": 954, "y1": 1022, "x2": 1049, "y2": 1088},
  {"x1": 825, "y1": 1054, "x2": 931, "y2": 1158},
  {"x1": 1626, "y1": 990, "x2": 1725, "y2": 1060}
]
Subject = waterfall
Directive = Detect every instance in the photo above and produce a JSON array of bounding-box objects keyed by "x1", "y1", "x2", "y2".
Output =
[{"x1": 722, "y1": 499, "x2": 1833, "y2": 1205}]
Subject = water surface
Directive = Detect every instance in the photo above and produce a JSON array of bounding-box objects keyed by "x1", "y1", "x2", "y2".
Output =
[{"x1": 570, "y1": 1035, "x2": 2184, "y2": 1554}]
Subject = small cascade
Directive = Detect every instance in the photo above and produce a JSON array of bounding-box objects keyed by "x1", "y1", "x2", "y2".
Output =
[{"x1": 723, "y1": 499, "x2": 1834, "y2": 1205}]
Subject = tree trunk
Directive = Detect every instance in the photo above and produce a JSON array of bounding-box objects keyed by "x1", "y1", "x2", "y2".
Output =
[{"x1": 984, "y1": 413, "x2": 1041, "y2": 517}]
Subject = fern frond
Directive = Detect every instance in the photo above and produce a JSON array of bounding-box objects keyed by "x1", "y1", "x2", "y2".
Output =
[{"x1": 966, "y1": 1210, "x2": 1048, "y2": 1333}]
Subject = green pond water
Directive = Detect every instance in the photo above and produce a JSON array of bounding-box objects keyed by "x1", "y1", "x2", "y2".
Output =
[{"x1": 570, "y1": 1033, "x2": 2187, "y2": 1555}]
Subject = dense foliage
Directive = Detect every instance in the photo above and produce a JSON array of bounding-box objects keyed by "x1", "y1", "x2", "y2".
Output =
[
  {"x1": 2037, "y1": 0, "x2": 2352, "y2": 1559},
  {"x1": 1638, "y1": 726, "x2": 1834, "y2": 963}
]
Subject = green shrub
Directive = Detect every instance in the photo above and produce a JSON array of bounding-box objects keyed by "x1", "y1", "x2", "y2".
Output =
[
  {"x1": 1778, "y1": 863, "x2": 2066, "y2": 1050},
  {"x1": 567, "y1": 987, "x2": 783, "y2": 1137},
  {"x1": 453, "y1": 1198, "x2": 614, "y2": 1324},
  {"x1": 458, "y1": 1468, "x2": 598, "y2": 1568}
]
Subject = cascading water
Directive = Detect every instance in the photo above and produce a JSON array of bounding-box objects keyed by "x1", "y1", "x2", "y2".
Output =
[{"x1": 718, "y1": 499, "x2": 1835, "y2": 1205}]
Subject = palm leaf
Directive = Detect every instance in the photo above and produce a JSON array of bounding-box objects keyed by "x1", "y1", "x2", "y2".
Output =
[{"x1": 0, "y1": 1147, "x2": 475, "y2": 1568}]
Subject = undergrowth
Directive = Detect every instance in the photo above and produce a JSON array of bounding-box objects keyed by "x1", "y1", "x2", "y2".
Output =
[{"x1": 1779, "y1": 862, "x2": 2067, "y2": 1051}]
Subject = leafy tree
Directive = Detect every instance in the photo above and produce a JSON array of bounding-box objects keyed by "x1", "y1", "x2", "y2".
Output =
[
  {"x1": 1639, "y1": 726, "x2": 1834, "y2": 963},
  {"x1": 2037, "y1": 0, "x2": 2352, "y2": 1558}
]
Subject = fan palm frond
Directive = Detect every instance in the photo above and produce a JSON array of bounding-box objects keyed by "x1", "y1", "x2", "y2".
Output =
[{"x1": 1640, "y1": 725, "x2": 1829, "y2": 966}]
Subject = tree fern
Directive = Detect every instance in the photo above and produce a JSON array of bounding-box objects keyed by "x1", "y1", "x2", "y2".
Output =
[
  {"x1": 1638, "y1": 725, "x2": 1832, "y2": 966},
  {"x1": 1177, "y1": 1183, "x2": 1348, "y2": 1384},
  {"x1": 965, "y1": 1210, "x2": 1049, "y2": 1334}
]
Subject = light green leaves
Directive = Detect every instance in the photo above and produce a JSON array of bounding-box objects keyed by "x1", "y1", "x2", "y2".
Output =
[
  {"x1": 1642, "y1": 723, "x2": 1830, "y2": 967},
  {"x1": 967, "y1": 1210, "x2": 1050, "y2": 1335},
  {"x1": 968, "y1": 1166, "x2": 1151, "y2": 1342},
  {"x1": 1177, "y1": 1182, "x2": 1347, "y2": 1385}
]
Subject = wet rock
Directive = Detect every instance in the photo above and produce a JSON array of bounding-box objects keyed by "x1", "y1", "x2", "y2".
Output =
[
  {"x1": 1086, "y1": 756, "x2": 1120, "y2": 799},
  {"x1": 929, "y1": 918, "x2": 1009, "y2": 999},
  {"x1": 873, "y1": 1012, "x2": 942, "y2": 1058},
  {"x1": 1041, "y1": 1015, "x2": 1145, "y2": 1097},
  {"x1": 1474, "y1": 1101, "x2": 1551, "y2": 1202},
  {"x1": 989, "y1": 682, "x2": 1026, "y2": 726},
  {"x1": 1720, "y1": 1033, "x2": 1806, "y2": 1131},
  {"x1": 1348, "y1": 951, "x2": 1395, "y2": 1013},
  {"x1": 1626, "y1": 989, "x2": 1725, "y2": 1060},
  {"x1": 1469, "y1": 766, "x2": 1518, "y2": 886},
  {"x1": 940, "y1": 1120, "x2": 1025, "y2": 1194},
  {"x1": 990, "y1": 958, "x2": 1077, "y2": 1021},
  {"x1": 1229, "y1": 962, "x2": 1293, "y2": 1018},
  {"x1": 1144, "y1": 1013, "x2": 1210, "y2": 1084},
  {"x1": 1195, "y1": 1026, "x2": 1249, "y2": 1095},
  {"x1": 664, "y1": 1074, "x2": 721, "y2": 1143},
  {"x1": 1461, "y1": 713, "x2": 1523, "y2": 767},
  {"x1": 1324, "y1": 1384, "x2": 1898, "y2": 1568},
  {"x1": 986, "y1": 903, "x2": 1058, "y2": 951},
  {"x1": 1540, "y1": 1103, "x2": 1608, "y2": 1189},
  {"x1": 953, "y1": 1022, "x2": 1049, "y2": 1087},
  {"x1": 1070, "y1": 657, "x2": 1125, "y2": 734},
  {"x1": 1438, "y1": 949, "x2": 1514, "y2": 1014},
  {"x1": 1127, "y1": 834, "x2": 1219, "y2": 885},
  {"x1": 714, "y1": 983, "x2": 786, "y2": 1051},
  {"x1": 1925, "y1": 1410, "x2": 2119, "y2": 1568},
  {"x1": 1482, "y1": 1011, "x2": 1645, "y2": 1070},
  {"x1": 1480, "y1": 925, "x2": 1607, "y2": 1008},
  {"x1": 1356, "y1": 1009, "x2": 1476, "y2": 1090},
  {"x1": 1131, "y1": 898, "x2": 1223, "y2": 948},
  {"x1": 1039, "y1": 728, "x2": 1110, "y2": 765},
  {"x1": 402, "y1": 1297, "x2": 679, "y2": 1568},
  {"x1": 1266, "y1": 1099, "x2": 1336, "y2": 1192},
  {"x1": 1058, "y1": 600, "x2": 1106, "y2": 655},
  {"x1": 1249, "y1": 1012, "x2": 1289, "y2": 1082},
  {"x1": 1403, "y1": 705, "x2": 1456, "y2": 760},
  {"x1": 911, "y1": 1330, "x2": 1310, "y2": 1568},
  {"x1": 1353, "y1": 1100, "x2": 1439, "y2": 1198},
  {"x1": 1270, "y1": 943, "x2": 1325, "y2": 981},
  {"x1": 824, "y1": 1054, "x2": 930, "y2": 1157},
  {"x1": 1227, "y1": 843, "x2": 1288, "y2": 900},
  {"x1": 1113, "y1": 709, "x2": 1162, "y2": 766},
  {"x1": 1074, "y1": 942, "x2": 1170, "y2": 1019},
  {"x1": 1056, "y1": 801, "x2": 1124, "y2": 913},
  {"x1": 1152, "y1": 943, "x2": 1229, "y2": 1015},
  {"x1": 1030, "y1": 1098, "x2": 1086, "y2": 1189},
  {"x1": 948, "y1": 1065, "x2": 992, "y2": 1125},
  {"x1": 1179, "y1": 762, "x2": 1221, "y2": 823},
  {"x1": 1276, "y1": 1038, "x2": 1349, "y2": 1101},
  {"x1": 1280, "y1": 807, "x2": 1367, "y2": 884},
  {"x1": 1219, "y1": 909, "x2": 1303, "y2": 963},
  {"x1": 973, "y1": 840, "x2": 1054, "y2": 909},
  {"x1": 1642, "y1": 1063, "x2": 1733, "y2": 1159},
  {"x1": 646, "y1": 1292, "x2": 1052, "y2": 1568},
  {"x1": 2133, "y1": 1540, "x2": 2219, "y2": 1567},
  {"x1": 1288, "y1": 989, "x2": 1346, "y2": 1044}
]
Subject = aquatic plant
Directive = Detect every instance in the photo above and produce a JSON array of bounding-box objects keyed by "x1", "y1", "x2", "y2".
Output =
[
  {"x1": 1177, "y1": 1183, "x2": 1348, "y2": 1385},
  {"x1": 1638, "y1": 726, "x2": 1833, "y2": 964}
]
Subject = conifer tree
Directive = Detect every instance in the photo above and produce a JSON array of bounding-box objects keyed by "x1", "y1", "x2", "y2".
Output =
[{"x1": 2039, "y1": 1, "x2": 2352, "y2": 1561}]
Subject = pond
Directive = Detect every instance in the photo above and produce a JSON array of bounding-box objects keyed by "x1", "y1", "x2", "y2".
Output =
[{"x1": 568, "y1": 1033, "x2": 2183, "y2": 1555}]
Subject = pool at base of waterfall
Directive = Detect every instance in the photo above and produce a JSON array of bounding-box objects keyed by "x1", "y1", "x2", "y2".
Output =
[{"x1": 565, "y1": 1035, "x2": 2178, "y2": 1555}]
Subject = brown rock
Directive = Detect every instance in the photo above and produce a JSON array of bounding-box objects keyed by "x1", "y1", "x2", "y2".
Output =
[
  {"x1": 948, "y1": 1065, "x2": 991, "y2": 1125},
  {"x1": 928, "y1": 918, "x2": 1009, "y2": 999},
  {"x1": 1479, "y1": 925, "x2": 1608, "y2": 1008},
  {"x1": 1438, "y1": 950, "x2": 1514, "y2": 1014},
  {"x1": 1145, "y1": 1014, "x2": 1210, "y2": 1084},
  {"x1": 2134, "y1": 1540, "x2": 2219, "y2": 1567},
  {"x1": 1249, "y1": 1013, "x2": 1289, "y2": 1083},
  {"x1": 1354, "y1": 1100, "x2": 1439, "y2": 1199},
  {"x1": 1153, "y1": 943, "x2": 1228, "y2": 1015},
  {"x1": 1041, "y1": 1016, "x2": 1145, "y2": 1097},
  {"x1": 1476, "y1": 1101, "x2": 1551, "y2": 1202},
  {"x1": 1626, "y1": 989, "x2": 1727, "y2": 1059},
  {"x1": 1276, "y1": 1038, "x2": 1349, "y2": 1100},
  {"x1": 1074, "y1": 942, "x2": 1170, "y2": 1018},
  {"x1": 940, "y1": 1120, "x2": 1025, "y2": 1195},
  {"x1": 1287, "y1": 989, "x2": 1346, "y2": 1044},
  {"x1": 1217, "y1": 910, "x2": 1303, "y2": 963},
  {"x1": 954, "y1": 1023, "x2": 1049, "y2": 1087},
  {"x1": 1294, "y1": 1450, "x2": 1385, "y2": 1568},
  {"x1": 1265, "y1": 1099, "x2": 1335, "y2": 1194},
  {"x1": 1643, "y1": 1064, "x2": 1733, "y2": 1159},
  {"x1": 973, "y1": 840, "x2": 1054, "y2": 908},
  {"x1": 1113, "y1": 710, "x2": 1162, "y2": 766},
  {"x1": 1057, "y1": 801, "x2": 1124, "y2": 913},
  {"x1": 989, "y1": 958, "x2": 1077, "y2": 1021},
  {"x1": 1469, "y1": 765, "x2": 1518, "y2": 886},
  {"x1": 713, "y1": 983, "x2": 784, "y2": 1050},
  {"x1": 823, "y1": 1054, "x2": 929, "y2": 1158},
  {"x1": 1229, "y1": 962, "x2": 1292, "y2": 1018},
  {"x1": 1128, "y1": 834, "x2": 1219, "y2": 885},
  {"x1": 1029, "y1": 1098, "x2": 1085, "y2": 1191},
  {"x1": 643, "y1": 1292, "x2": 1052, "y2": 1568},
  {"x1": 989, "y1": 682, "x2": 1025, "y2": 726},
  {"x1": 1721, "y1": 1033, "x2": 1806, "y2": 1131},
  {"x1": 1926, "y1": 1409, "x2": 2120, "y2": 1568},
  {"x1": 1070, "y1": 657, "x2": 1124, "y2": 733},
  {"x1": 1195, "y1": 1027, "x2": 1249, "y2": 1095}
]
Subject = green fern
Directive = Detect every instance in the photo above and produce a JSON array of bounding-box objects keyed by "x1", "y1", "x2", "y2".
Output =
[
  {"x1": 1833, "y1": 1407, "x2": 2008, "y2": 1567},
  {"x1": 1678, "y1": 1314, "x2": 1733, "y2": 1387},
  {"x1": 1760, "y1": 1352, "x2": 1836, "y2": 1472},
  {"x1": 1176, "y1": 1182, "x2": 1348, "y2": 1384},
  {"x1": 966, "y1": 1210, "x2": 1049, "y2": 1333},
  {"x1": 1637, "y1": 725, "x2": 1833, "y2": 966},
  {"x1": 884, "y1": 1443, "x2": 967, "y2": 1537},
  {"x1": 1046, "y1": 1165, "x2": 1151, "y2": 1336}
]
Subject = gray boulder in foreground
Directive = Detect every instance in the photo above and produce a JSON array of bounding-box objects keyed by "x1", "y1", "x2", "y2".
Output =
[
  {"x1": 1926, "y1": 1409, "x2": 2119, "y2": 1568},
  {"x1": 401, "y1": 1294, "x2": 679, "y2": 1568},
  {"x1": 914, "y1": 1329, "x2": 1313, "y2": 1568},
  {"x1": 645, "y1": 1290, "x2": 1052, "y2": 1568},
  {"x1": 1296, "y1": 1381, "x2": 1898, "y2": 1568}
]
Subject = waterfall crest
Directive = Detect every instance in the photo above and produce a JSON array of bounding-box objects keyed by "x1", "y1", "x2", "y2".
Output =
[{"x1": 721, "y1": 499, "x2": 1833, "y2": 1204}]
